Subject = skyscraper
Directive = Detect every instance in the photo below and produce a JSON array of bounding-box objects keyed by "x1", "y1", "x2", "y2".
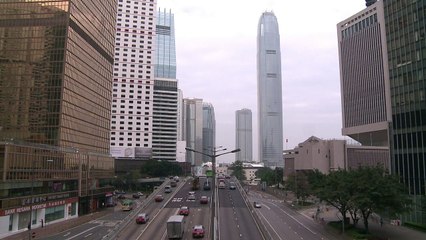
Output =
[
  {"x1": 338, "y1": 0, "x2": 426, "y2": 225},
  {"x1": 152, "y1": 9, "x2": 178, "y2": 161},
  {"x1": 383, "y1": 0, "x2": 426, "y2": 224},
  {"x1": 257, "y1": 12, "x2": 284, "y2": 168},
  {"x1": 236, "y1": 109, "x2": 253, "y2": 162},
  {"x1": 202, "y1": 102, "x2": 216, "y2": 162},
  {"x1": 110, "y1": 0, "x2": 157, "y2": 159},
  {"x1": 183, "y1": 98, "x2": 203, "y2": 167},
  {"x1": 0, "y1": 0, "x2": 116, "y2": 234},
  {"x1": 337, "y1": 0, "x2": 391, "y2": 148}
]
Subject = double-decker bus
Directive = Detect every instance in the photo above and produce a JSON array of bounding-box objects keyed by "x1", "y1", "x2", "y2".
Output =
[{"x1": 121, "y1": 199, "x2": 134, "y2": 211}]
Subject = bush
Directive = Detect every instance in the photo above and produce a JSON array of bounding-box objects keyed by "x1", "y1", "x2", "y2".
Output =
[{"x1": 403, "y1": 222, "x2": 426, "y2": 233}]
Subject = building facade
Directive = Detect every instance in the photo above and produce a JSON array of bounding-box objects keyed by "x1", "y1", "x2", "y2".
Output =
[
  {"x1": 235, "y1": 109, "x2": 253, "y2": 162},
  {"x1": 0, "y1": 0, "x2": 116, "y2": 236},
  {"x1": 257, "y1": 12, "x2": 284, "y2": 168},
  {"x1": 383, "y1": 0, "x2": 426, "y2": 224},
  {"x1": 202, "y1": 103, "x2": 216, "y2": 162},
  {"x1": 183, "y1": 98, "x2": 203, "y2": 167},
  {"x1": 152, "y1": 9, "x2": 178, "y2": 161},
  {"x1": 337, "y1": 0, "x2": 392, "y2": 148},
  {"x1": 338, "y1": 0, "x2": 426, "y2": 224},
  {"x1": 283, "y1": 136, "x2": 389, "y2": 178},
  {"x1": 110, "y1": 0, "x2": 157, "y2": 159}
]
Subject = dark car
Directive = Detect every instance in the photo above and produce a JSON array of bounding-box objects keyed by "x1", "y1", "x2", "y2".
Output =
[
  {"x1": 200, "y1": 196, "x2": 208, "y2": 204},
  {"x1": 203, "y1": 182, "x2": 211, "y2": 191},
  {"x1": 132, "y1": 194, "x2": 140, "y2": 199},
  {"x1": 154, "y1": 195, "x2": 164, "y2": 202},
  {"x1": 192, "y1": 225, "x2": 205, "y2": 238},
  {"x1": 179, "y1": 206, "x2": 190, "y2": 216},
  {"x1": 117, "y1": 194, "x2": 126, "y2": 199},
  {"x1": 135, "y1": 213, "x2": 149, "y2": 224}
]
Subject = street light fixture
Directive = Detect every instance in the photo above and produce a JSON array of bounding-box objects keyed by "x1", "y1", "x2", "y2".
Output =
[{"x1": 184, "y1": 147, "x2": 240, "y2": 240}]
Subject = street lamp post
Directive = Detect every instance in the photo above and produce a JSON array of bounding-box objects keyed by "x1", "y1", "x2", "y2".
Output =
[{"x1": 185, "y1": 147, "x2": 240, "y2": 240}]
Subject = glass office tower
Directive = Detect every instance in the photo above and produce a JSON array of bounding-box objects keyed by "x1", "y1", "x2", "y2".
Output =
[
  {"x1": 257, "y1": 12, "x2": 284, "y2": 168},
  {"x1": 202, "y1": 103, "x2": 216, "y2": 162},
  {"x1": 384, "y1": 0, "x2": 426, "y2": 224},
  {"x1": 0, "y1": 0, "x2": 116, "y2": 234},
  {"x1": 236, "y1": 109, "x2": 253, "y2": 162},
  {"x1": 155, "y1": 8, "x2": 176, "y2": 79}
]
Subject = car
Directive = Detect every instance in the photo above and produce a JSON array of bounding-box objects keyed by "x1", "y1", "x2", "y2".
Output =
[
  {"x1": 200, "y1": 196, "x2": 208, "y2": 204},
  {"x1": 132, "y1": 194, "x2": 140, "y2": 199},
  {"x1": 164, "y1": 186, "x2": 172, "y2": 193},
  {"x1": 179, "y1": 206, "x2": 190, "y2": 216},
  {"x1": 154, "y1": 194, "x2": 164, "y2": 202},
  {"x1": 188, "y1": 191, "x2": 196, "y2": 195},
  {"x1": 117, "y1": 194, "x2": 126, "y2": 199},
  {"x1": 135, "y1": 213, "x2": 149, "y2": 224},
  {"x1": 254, "y1": 202, "x2": 261, "y2": 208},
  {"x1": 188, "y1": 194, "x2": 196, "y2": 201},
  {"x1": 203, "y1": 182, "x2": 211, "y2": 190},
  {"x1": 192, "y1": 225, "x2": 205, "y2": 238}
]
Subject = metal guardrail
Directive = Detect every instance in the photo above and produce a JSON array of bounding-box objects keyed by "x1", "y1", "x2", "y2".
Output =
[{"x1": 235, "y1": 180, "x2": 273, "y2": 240}]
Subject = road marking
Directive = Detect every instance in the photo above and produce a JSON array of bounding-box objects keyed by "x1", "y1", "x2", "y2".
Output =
[
  {"x1": 270, "y1": 202, "x2": 317, "y2": 235},
  {"x1": 63, "y1": 232, "x2": 70, "y2": 237},
  {"x1": 84, "y1": 233, "x2": 93, "y2": 238},
  {"x1": 257, "y1": 209, "x2": 284, "y2": 240},
  {"x1": 263, "y1": 204, "x2": 271, "y2": 210},
  {"x1": 65, "y1": 225, "x2": 99, "y2": 240}
]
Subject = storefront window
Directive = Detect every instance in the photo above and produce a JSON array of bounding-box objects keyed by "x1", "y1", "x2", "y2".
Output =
[{"x1": 45, "y1": 206, "x2": 64, "y2": 223}]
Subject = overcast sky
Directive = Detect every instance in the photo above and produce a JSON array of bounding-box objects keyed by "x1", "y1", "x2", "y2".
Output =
[{"x1": 158, "y1": 0, "x2": 366, "y2": 163}]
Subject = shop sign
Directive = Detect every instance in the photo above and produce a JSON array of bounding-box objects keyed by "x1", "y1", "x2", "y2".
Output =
[{"x1": 0, "y1": 197, "x2": 78, "y2": 216}]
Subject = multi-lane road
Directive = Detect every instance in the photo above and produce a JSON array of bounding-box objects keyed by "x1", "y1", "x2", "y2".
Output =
[{"x1": 41, "y1": 177, "x2": 343, "y2": 240}]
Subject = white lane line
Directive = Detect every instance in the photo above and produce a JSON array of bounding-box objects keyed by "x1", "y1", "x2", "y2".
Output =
[
  {"x1": 256, "y1": 209, "x2": 284, "y2": 240},
  {"x1": 263, "y1": 204, "x2": 271, "y2": 210},
  {"x1": 65, "y1": 225, "x2": 99, "y2": 240},
  {"x1": 63, "y1": 232, "x2": 70, "y2": 237},
  {"x1": 270, "y1": 202, "x2": 317, "y2": 235},
  {"x1": 84, "y1": 233, "x2": 93, "y2": 238}
]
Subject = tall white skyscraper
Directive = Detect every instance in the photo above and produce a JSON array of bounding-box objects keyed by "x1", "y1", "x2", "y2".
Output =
[
  {"x1": 236, "y1": 109, "x2": 253, "y2": 162},
  {"x1": 257, "y1": 12, "x2": 284, "y2": 168},
  {"x1": 110, "y1": 0, "x2": 157, "y2": 159}
]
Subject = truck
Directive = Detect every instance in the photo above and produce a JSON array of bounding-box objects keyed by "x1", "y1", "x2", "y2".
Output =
[
  {"x1": 167, "y1": 215, "x2": 185, "y2": 239},
  {"x1": 191, "y1": 176, "x2": 200, "y2": 190}
]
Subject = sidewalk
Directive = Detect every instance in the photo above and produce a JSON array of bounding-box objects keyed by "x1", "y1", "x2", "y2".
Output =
[{"x1": 4, "y1": 207, "x2": 116, "y2": 240}]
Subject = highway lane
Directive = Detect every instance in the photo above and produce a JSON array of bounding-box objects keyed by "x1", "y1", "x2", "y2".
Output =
[
  {"x1": 248, "y1": 190, "x2": 340, "y2": 240},
  {"x1": 218, "y1": 179, "x2": 263, "y2": 240},
  {"x1": 138, "y1": 177, "x2": 212, "y2": 239}
]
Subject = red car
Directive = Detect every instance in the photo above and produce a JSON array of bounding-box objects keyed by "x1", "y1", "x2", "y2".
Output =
[
  {"x1": 192, "y1": 225, "x2": 205, "y2": 238},
  {"x1": 200, "y1": 196, "x2": 208, "y2": 204},
  {"x1": 179, "y1": 206, "x2": 189, "y2": 216},
  {"x1": 154, "y1": 194, "x2": 164, "y2": 202},
  {"x1": 135, "y1": 213, "x2": 149, "y2": 224}
]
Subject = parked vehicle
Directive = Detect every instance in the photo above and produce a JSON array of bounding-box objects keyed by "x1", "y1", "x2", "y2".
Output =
[
  {"x1": 178, "y1": 206, "x2": 189, "y2": 216},
  {"x1": 167, "y1": 215, "x2": 185, "y2": 239},
  {"x1": 135, "y1": 213, "x2": 149, "y2": 224},
  {"x1": 133, "y1": 194, "x2": 140, "y2": 199},
  {"x1": 192, "y1": 225, "x2": 205, "y2": 238}
]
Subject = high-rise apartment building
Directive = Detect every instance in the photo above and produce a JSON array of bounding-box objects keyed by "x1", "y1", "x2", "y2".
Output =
[
  {"x1": 257, "y1": 12, "x2": 284, "y2": 168},
  {"x1": 236, "y1": 109, "x2": 253, "y2": 162},
  {"x1": 338, "y1": 0, "x2": 426, "y2": 224},
  {"x1": 183, "y1": 98, "x2": 203, "y2": 166},
  {"x1": 337, "y1": 0, "x2": 391, "y2": 148},
  {"x1": 0, "y1": 0, "x2": 116, "y2": 235},
  {"x1": 202, "y1": 103, "x2": 216, "y2": 162},
  {"x1": 152, "y1": 9, "x2": 178, "y2": 161},
  {"x1": 110, "y1": 0, "x2": 157, "y2": 159}
]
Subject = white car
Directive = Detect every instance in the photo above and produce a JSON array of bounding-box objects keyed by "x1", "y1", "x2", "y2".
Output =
[{"x1": 254, "y1": 202, "x2": 262, "y2": 208}]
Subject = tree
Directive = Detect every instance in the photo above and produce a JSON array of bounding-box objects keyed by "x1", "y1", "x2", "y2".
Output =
[
  {"x1": 311, "y1": 169, "x2": 352, "y2": 230},
  {"x1": 350, "y1": 166, "x2": 411, "y2": 233},
  {"x1": 255, "y1": 167, "x2": 275, "y2": 185},
  {"x1": 140, "y1": 160, "x2": 183, "y2": 177},
  {"x1": 285, "y1": 171, "x2": 312, "y2": 204},
  {"x1": 230, "y1": 160, "x2": 245, "y2": 180}
]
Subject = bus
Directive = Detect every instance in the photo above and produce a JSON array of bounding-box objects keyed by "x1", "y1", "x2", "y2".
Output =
[{"x1": 121, "y1": 199, "x2": 134, "y2": 211}]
